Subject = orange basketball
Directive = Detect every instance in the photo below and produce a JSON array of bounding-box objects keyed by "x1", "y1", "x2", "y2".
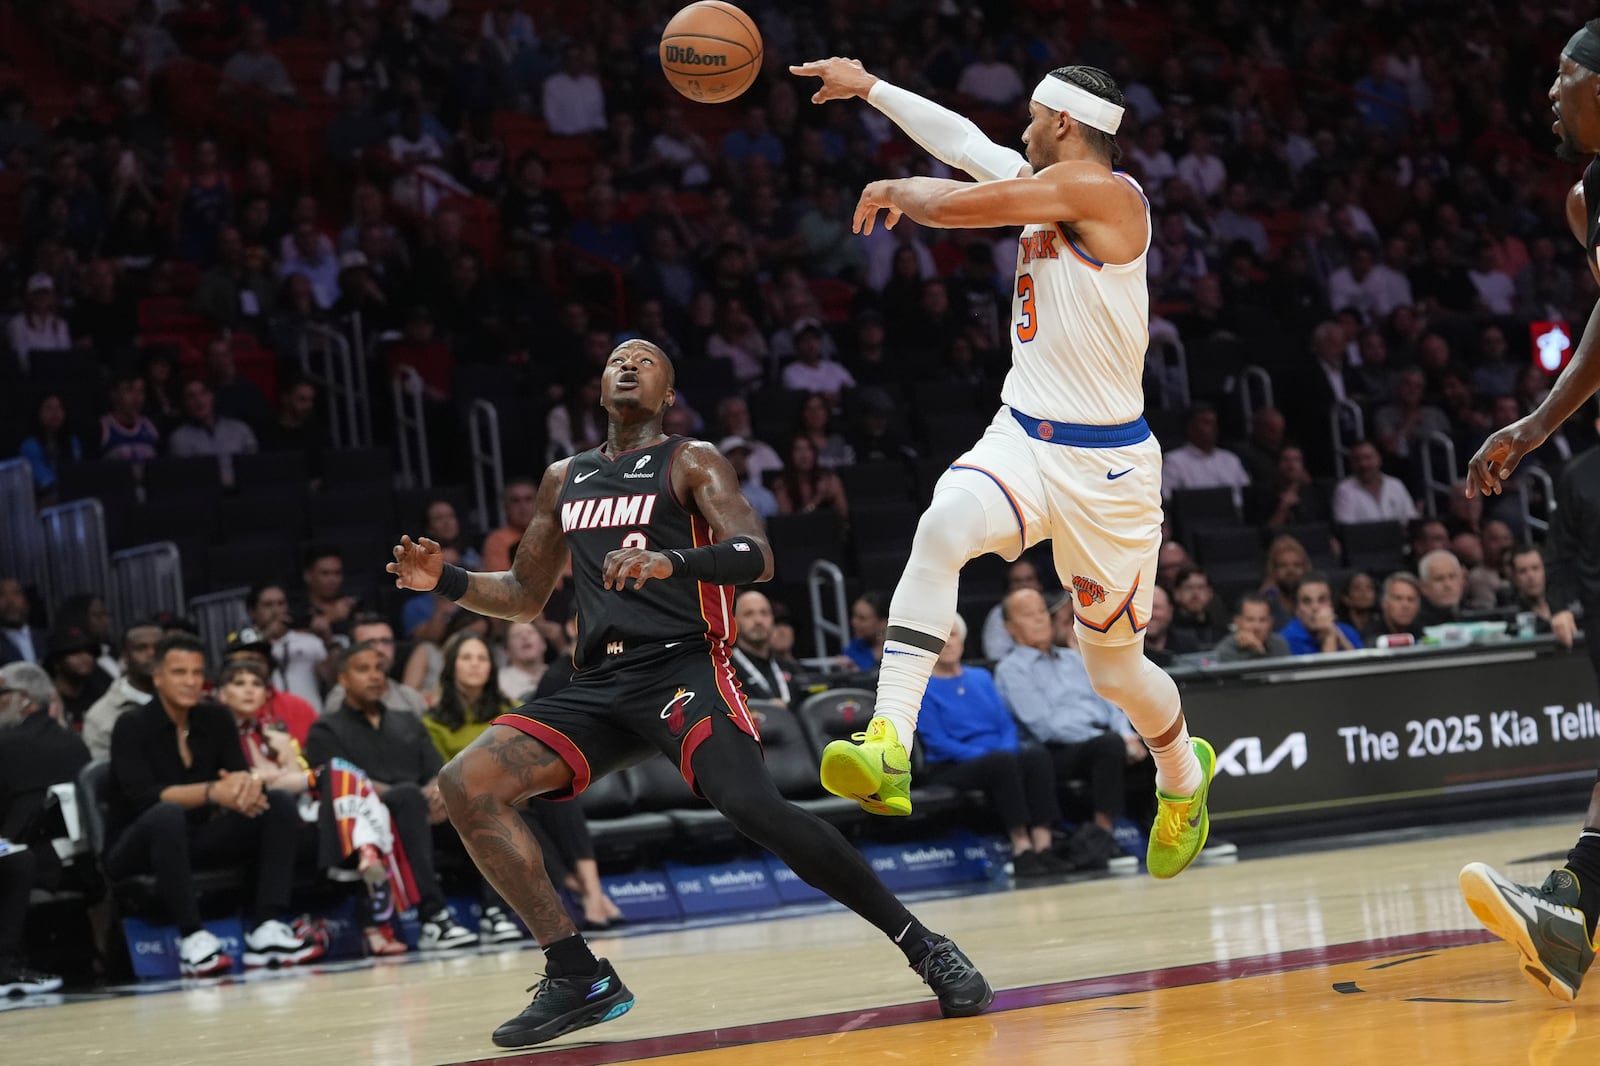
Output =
[{"x1": 659, "y1": 1, "x2": 763, "y2": 104}]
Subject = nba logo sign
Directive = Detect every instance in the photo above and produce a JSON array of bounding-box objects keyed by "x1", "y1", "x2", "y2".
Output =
[{"x1": 1072, "y1": 575, "x2": 1107, "y2": 608}]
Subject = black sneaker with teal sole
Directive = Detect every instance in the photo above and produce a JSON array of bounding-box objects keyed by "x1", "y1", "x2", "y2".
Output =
[
  {"x1": 913, "y1": 938, "x2": 994, "y2": 1018},
  {"x1": 491, "y1": 958, "x2": 636, "y2": 1048},
  {"x1": 1459, "y1": 863, "x2": 1596, "y2": 1002}
]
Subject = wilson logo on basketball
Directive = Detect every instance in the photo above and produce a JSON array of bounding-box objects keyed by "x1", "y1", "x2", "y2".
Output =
[
  {"x1": 664, "y1": 45, "x2": 728, "y2": 66},
  {"x1": 1072, "y1": 575, "x2": 1107, "y2": 608}
]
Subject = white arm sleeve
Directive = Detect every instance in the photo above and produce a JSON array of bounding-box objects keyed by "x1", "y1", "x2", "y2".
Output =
[{"x1": 866, "y1": 80, "x2": 1027, "y2": 183}]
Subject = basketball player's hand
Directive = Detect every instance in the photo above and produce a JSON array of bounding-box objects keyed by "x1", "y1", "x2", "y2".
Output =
[
  {"x1": 788, "y1": 57, "x2": 877, "y2": 104},
  {"x1": 853, "y1": 180, "x2": 903, "y2": 235},
  {"x1": 603, "y1": 548, "x2": 674, "y2": 591},
  {"x1": 387, "y1": 535, "x2": 444, "y2": 591},
  {"x1": 1466, "y1": 415, "x2": 1549, "y2": 497},
  {"x1": 1552, "y1": 610, "x2": 1578, "y2": 649}
]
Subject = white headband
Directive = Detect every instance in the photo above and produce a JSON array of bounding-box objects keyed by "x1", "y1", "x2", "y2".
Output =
[{"x1": 1032, "y1": 76, "x2": 1124, "y2": 136}]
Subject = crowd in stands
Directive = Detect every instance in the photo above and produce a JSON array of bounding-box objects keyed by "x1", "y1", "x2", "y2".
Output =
[{"x1": 3, "y1": 0, "x2": 1600, "y2": 988}]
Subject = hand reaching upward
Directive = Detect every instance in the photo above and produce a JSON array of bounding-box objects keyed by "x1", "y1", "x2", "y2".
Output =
[{"x1": 388, "y1": 535, "x2": 444, "y2": 592}]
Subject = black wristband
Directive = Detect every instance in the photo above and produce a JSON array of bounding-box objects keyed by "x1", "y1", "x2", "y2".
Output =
[
  {"x1": 435, "y1": 562, "x2": 470, "y2": 602},
  {"x1": 666, "y1": 537, "x2": 765, "y2": 585}
]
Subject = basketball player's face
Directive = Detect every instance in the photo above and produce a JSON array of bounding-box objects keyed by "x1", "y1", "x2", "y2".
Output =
[
  {"x1": 602, "y1": 343, "x2": 674, "y2": 418},
  {"x1": 1551, "y1": 55, "x2": 1600, "y2": 160},
  {"x1": 1021, "y1": 101, "x2": 1062, "y2": 169}
]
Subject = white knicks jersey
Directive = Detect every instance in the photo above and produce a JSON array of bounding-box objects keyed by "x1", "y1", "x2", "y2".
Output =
[{"x1": 999, "y1": 170, "x2": 1151, "y2": 426}]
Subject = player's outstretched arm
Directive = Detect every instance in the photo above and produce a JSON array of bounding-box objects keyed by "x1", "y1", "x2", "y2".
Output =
[
  {"x1": 1466, "y1": 180, "x2": 1600, "y2": 497},
  {"x1": 853, "y1": 161, "x2": 1133, "y2": 234},
  {"x1": 602, "y1": 441, "x2": 774, "y2": 591},
  {"x1": 790, "y1": 57, "x2": 1029, "y2": 182},
  {"x1": 387, "y1": 460, "x2": 572, "y2": 622}
]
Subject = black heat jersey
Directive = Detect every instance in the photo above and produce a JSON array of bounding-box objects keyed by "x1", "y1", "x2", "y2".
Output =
[
  {"x1": 1584, "y1": 158, "x2": 1600, "y2": 263},
  {"x1": 558, "y1": 435, "x2": 734, "y2": 669}
]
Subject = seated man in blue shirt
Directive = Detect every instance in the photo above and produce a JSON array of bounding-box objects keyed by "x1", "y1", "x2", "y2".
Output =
[
  {"x1": 994, "y1": 589, "x2": 1147, "y2": 853},
  {"x1": 917, "y1": 614, "x2": 1068, "y2": 878},
  {"x1": 1278, "y1": 572, "x2": 1363, "y2": 655}
]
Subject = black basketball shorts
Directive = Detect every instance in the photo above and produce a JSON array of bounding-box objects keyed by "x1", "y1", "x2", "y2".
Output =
[{"x1": 490, "y1": 641, "x2": 761, "y2": 800}]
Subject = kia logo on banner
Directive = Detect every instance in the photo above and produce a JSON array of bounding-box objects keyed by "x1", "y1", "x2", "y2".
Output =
[{"x1": 1215, "y1": 733, "x2": 1308, "y2": 777}]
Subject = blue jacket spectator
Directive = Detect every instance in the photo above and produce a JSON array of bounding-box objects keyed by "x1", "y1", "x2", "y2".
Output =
[{"x1": 1278, "y1": 573, "x2": 1364, "y2": 655}]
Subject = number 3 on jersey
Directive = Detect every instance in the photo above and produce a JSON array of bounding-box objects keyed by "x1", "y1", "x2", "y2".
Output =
[
  {"x1": 621, "y1": 532, "x2": 647, "y2": 550},
  {"x1": 1015, "y1": 273, "x2": 1037, "y2": 343}
]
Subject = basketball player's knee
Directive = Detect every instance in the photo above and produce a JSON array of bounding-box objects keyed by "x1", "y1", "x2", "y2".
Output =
[
  {"x1": 910, "y1": 490, "x2": 986, "y2": 570},
  {"x1": 1079, "y1": 640, "x2": 1147, "y2": 707}
]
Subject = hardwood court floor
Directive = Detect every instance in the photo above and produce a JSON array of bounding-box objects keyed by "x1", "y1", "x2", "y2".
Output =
[{"x1": 9, "y1": 821, "x2": 1597, "y2": 1065}]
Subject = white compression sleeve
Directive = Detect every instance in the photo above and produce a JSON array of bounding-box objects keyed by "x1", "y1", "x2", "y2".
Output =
[{"x1": 866, "y1": 80, "x2": 1027, "y2": 182}]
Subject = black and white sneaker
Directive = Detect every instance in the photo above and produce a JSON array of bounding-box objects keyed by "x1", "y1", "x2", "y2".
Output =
[
  {"x1": 491, "y1": 959, "x2": 635, "y2": 1048},
  {"x1": 243, "y1": 919, "x2": 327, "y2": 969},
  {"x1": 481, "y1": 906, "x2": 525, "y2": 944},
  {"x1": 419, "y1": 910, "x2": 480, "y2": 952},
  {"x1": 0, "y1": 967, "x2": 63, "y2": 996},
  {"x1": 178, "y1": 929, "x2": 233, "y2": 978},
  {"x1": 912, "y1": 938, "x2": 994, "y2": 1018},
  {"x1": 1460, "y1": 862, "x2": 1596, "y2": 1002}
]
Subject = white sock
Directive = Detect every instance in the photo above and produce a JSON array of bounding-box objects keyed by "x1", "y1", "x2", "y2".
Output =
[
  {"x1": 871, "y1": 631, "x2": 943, "y2": 747},
  {"x1": 1147, "y1": 722, "x2": 1203, "y2": 797}
]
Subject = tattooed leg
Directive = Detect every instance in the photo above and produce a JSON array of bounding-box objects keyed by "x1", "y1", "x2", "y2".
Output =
[{"x1": 439, "y1": 724, "x2": 578, "y2": 945}]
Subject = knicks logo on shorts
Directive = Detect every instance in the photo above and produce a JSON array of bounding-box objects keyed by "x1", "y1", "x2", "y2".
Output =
[
  {"x1": 1072, "y1": 575, "x2": 1108, "y2": 608},
  {"x1": 659, "y1": 687, "x2": 696, "y2": 736}
]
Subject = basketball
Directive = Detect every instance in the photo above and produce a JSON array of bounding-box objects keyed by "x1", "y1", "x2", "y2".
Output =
[{"x1": 659, "y1": 1, "x2": 763, "y2": 104}]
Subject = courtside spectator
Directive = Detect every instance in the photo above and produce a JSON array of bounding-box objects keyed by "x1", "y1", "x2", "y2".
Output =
[
  {"x1": 721, "y1": 437, "x2": 779, "y2": 519},
  {"x1": 1417, "y1": 549, "x2": 1467, "y2": 627},
  {"x1": 0, "y1": 581, "x2": 45, "y2": 667},
  {"x1": 1155, "y1": 541, "x2": 1193, "y2": 591},
  {"x1": 982, "y1": 559, "x2": 1044, "y2": 662},
  {"x1": 781, "y1": 325, "x2": 856, "y2": 399},
  {"x1": 919, "y1": 615, "x2": 1068, "y2": 877},
  {"x1": 105, "y1": 635, "x2": 323, "y2": 976},
  {"x1": 1252, "y1": 445, "x2": 1328, "y2": 527},
  {"x1": 45, "y1": 626, "x2": 108, "y2": 728},
  {"x1": 483, "y1": 477, "x2": 537, "y2": 572},
  {"x1": 247, "y1": 584, "x2": 328, "y2": 707},
  {"x1": 306, "y1": 643, "x2": 478, "y2": 951},
  {"x1": 0, "y1": 661, "x2": 89, "y2": 995},
  {"x1": 841, "y1": 591, "x2": 888, "y2": 671},
  {"x1": 168, "y1": 378, "x2": 258, "y2": 488},
  {"x1": 18, "y1": 393, "x2": 82, "y2": 500},
  {"x1": 1510, "y1": 547, "x2": 1553, "y2": 624},
  {"x1": 301, "y1": 546, "x2": 361, "y2": 643},
  {"x1": 730, "y1": 590, "x2": 793, "y2": 705},
  {"x1": 324, "y1": 615, "x2": 428, "y2": 716},
  {"x1": 7, "y1": 275, "x2": 70, "y2": 373},
  {"x1": 1375, "y1": 368, "x2": 1451, "y2": 462},
  {"x1": 1169, "y1": 567, "x2": 1226, "y2": 651},
  {"x1": 541, "y1": 44, "x2": 605, "y2": 137},
  {"x1": 1261, "y1": 535, "x2": 1312, "y2": 627},
  {"x1": 1142, "y1": 585, "x2": 1177, "y2": 667},
  {"x1": 995, "y1": 590, "x2": 1143, "y2": 855},
  {"x1": 1409, "y1": 517, "x2": 1452, "y2": 563},
  {"x1": 83, "y1": 620, "x2": 162, "y2": 760},
  {"x1": 404, "y1": 609, "x2": 490, "y2": 697},
  {"x1": 497, "y1": 623, "x2": 547, "y2": 700},
  {"x1": 419, "y1": 498, "x2": 481, "y2": 570},
  {"x1": 1339, "y1": 573, "x2": 1380, "y2": 634},
  {"x1": 1161, "y1": 403, "x2": 1250, "y2": 508},
  {"x1": 1280, "y1": 573, "x2": 1362, "y2": 655},
  {"x1": 774, "y1": 435, "x2": 849, "y2": 519},
  {"x1": 715, "y1": 396, "x2": 783, "y2": 485},
  {"x1": 1333, "y1": 440, "x2": 1418, "y2": 525},
  {"x1": 1363, "y1": 573, "x2": 1425, "y2": 645},
  {"x1": 1211, "y1": 593, "x2": 1292, "y2": 662},
  {"x1": 224, "y1": 629, "x2": 319, "y2": 742}
]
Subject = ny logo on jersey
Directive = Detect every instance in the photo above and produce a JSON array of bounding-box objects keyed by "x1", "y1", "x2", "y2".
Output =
[
  {"x1": 561, "y1": 494, "x2": 659, "y2": 532},
  {"x1": 624, "y1": 454, "x2": 656, "y2": 480},
  {"x1": 1017, "y1": 229, "x2": 1061, "y2": 265}
]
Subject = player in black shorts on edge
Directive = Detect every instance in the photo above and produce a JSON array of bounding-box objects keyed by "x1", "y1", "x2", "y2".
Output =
[{"x1": 387, "y1": 339, "x2": 992, "y2": 1049}]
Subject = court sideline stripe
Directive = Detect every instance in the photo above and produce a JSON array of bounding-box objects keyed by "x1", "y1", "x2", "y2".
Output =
[{"x1": 459, "y1": 928, "x2": 1495, "y2": 1065}]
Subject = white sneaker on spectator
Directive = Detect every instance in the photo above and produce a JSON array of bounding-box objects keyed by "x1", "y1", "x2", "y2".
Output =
[
  {"x1": 480, "y1": 906, "x2": 524, "y2": 944},
  {"x1": 419, "y1": 910, "x2": 479, "y2": 951},
  {"x1": 178, "y1": 929, "x2": 233, "y2": 978},
  {"x1": 242, "y1": 919, "x2": 327, "y2": 968},
  {"x1": 0, "y1": 966, "x2": 63, "y2": 995}
]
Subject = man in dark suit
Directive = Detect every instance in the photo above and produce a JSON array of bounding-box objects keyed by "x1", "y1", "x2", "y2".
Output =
[
  {"x1": 0, "y1": 580, "x2": 46, "y2": 668},
  {"x1": 1290, "y1": 321, "x2": 1358, "y2": 477}
]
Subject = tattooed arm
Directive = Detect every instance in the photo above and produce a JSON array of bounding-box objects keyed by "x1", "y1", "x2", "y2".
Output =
[{"x1": 388, "y1": 459, "x2": 572, "y2": 623}]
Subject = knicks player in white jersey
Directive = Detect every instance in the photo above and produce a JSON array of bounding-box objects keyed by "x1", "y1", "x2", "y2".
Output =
[{"x1": 792, "y1": 58, "x2": 1212, "y2": 878}]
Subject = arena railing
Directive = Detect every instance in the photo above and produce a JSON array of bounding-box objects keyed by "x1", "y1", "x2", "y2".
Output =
[
  {"x1": 807, "y1": 559, "x2": 850, "y2": 659},
  {"x1": 1330, "y1": 398, "x2": 1366, "y2": 479},
  {"x1": 110, "y1": 542, "x2": 185, "y2": 633},
  {"x1": 1418, "y1": 429, "x2": 1459, "y2": 519},
  {"x1": 1238, "y1": 365, "x2": 1275, "y2": 434},
  {"x1": 391, "y1": 369, "x2": 434, "y2": 492},
  {"x1": 298, "y1": 322, "x2": 370, "y2": 449},
  {"x1": 469, "y1": 399, "x2": 507, "y2": 533},
  {"x1": 1518, "y1": 466, "x2": 1555, "y2": 542},
  {"x1": 189, "y1": 588, "x2": 250, "y2": 667},
  {"x1": 38, "y1": 499, "x2": 111, "y2": 613},
  {"x1": 1144, "y1": 334, "x2": 1190, "y2": 411},
  {"x1": 0, "y1": 459, "x2": 44, "y2": 589}
]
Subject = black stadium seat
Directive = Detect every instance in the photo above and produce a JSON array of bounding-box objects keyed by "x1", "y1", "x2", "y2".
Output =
[
  {"x1": 746, "y1": 699, "x2": 864, "y2": 828},
  {"x1": 572, "y1": 771, "x2": 674, "y2": 863}
]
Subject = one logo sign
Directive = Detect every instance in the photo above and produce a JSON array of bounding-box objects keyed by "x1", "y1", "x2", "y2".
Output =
[
  {"x1": 1072, "y1": 574, "x2": 1108, "y2": 608},
  {"x1": 659, "y1": 687, "x2": 696, "y2": 735}
]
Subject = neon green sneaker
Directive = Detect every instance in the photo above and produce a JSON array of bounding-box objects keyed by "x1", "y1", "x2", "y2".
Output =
[
  {"x1": 1146, "y1": 737, "x2": 1215, "y2": 880},
  {"x1": 820, "y1": 717, "x2": 913, "y2": 816}
]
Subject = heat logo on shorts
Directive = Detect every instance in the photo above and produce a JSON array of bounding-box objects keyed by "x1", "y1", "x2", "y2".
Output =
[
  {"x1": 659, "y1": 687, "x2": 697, "y2": 736},
  {"x1": 1072, "y1": 575, "x2": 1108, "y2": 608}
]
